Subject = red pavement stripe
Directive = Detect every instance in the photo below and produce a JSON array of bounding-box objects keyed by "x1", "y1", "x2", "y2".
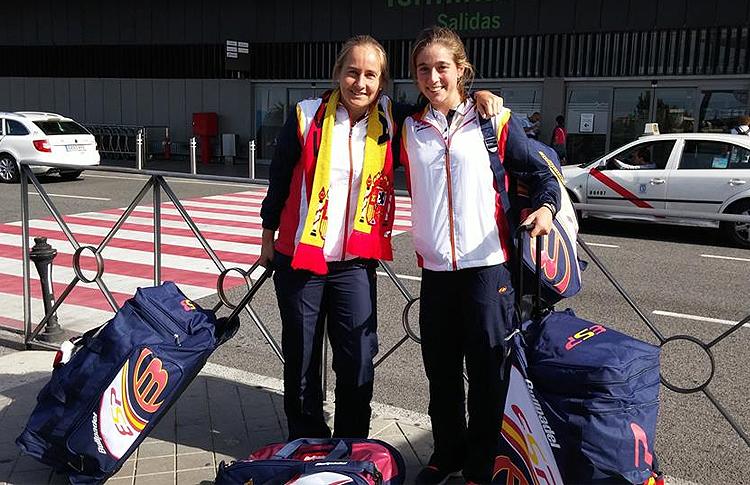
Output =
[
  {"x1": 589, "y1": 168, "x2": 653, "y2": 209},
  {"x1": 1, "y1": 272, "x2": 131, "y2": 310},
  {"x1": 0, "y1": 315, "x2": 23, "y2": 331},
  {"x1": 0, "y1": 242, "x2": 246, "y2": 290},
  {"x1": 0, "y1": 225, "x2": 257, "y2": 270},
  {"x1": 61, "y1": 215, "x2": 263, "y2": 245},
  {"x1": 170, "y1": 203, "x2": 264, "y2": 218},
  {"x1": 102, "y1": 208, "x2": 266, "y2": 230}
]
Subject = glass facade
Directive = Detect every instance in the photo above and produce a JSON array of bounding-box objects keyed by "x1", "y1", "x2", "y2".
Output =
[
  {"x1": 654, "y1": 88, "x2": 697, "y2": 134},
  {"x1": 698, "y1": 90, "x2": 750, "y2": 133},
  {"x1": 610, "y1": 88, "x2": 651, "y2": 150}
]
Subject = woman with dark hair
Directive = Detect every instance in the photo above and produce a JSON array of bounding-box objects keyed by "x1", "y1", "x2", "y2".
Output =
[{"x1": 400, "y1": 26, "x2": 560, "y2": 483}]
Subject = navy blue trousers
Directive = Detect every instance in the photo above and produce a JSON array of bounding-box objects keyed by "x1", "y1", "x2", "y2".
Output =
[
  {"x1": 273, "y1": 253, "x2": 378, "y2": 440},
  {"x1": 419, "y1": 263, "x2": 517, "y2": 482}
]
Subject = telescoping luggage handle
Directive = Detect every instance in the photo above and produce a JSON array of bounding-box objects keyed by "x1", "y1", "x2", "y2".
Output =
[
  {"x1": 514, "y1": 223, "x2": 543, "y2": 319},
  {"x1": 225, "y1": 260, "x2": 273, "y2": 322}
]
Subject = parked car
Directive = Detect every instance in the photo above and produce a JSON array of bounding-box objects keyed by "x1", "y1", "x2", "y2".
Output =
[
  {"x1": 0, "y1": 112, "x2": 100, "y2": 183},
  {"x1": 562, "y1": 126, "x2": 750, "y2": 248}
]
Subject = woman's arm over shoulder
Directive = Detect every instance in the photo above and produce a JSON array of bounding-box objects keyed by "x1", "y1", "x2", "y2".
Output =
[
  {"x1": 260, "y1": 107, "x2": 303, "y2": 231},
  {"x1": 502, "y1": 115, "x2": 561, "y2": 213}
]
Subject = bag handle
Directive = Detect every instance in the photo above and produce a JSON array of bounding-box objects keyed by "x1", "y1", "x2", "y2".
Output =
[
  {"x1": 225, "y1": 260, "x2": 273, "y2": 322},
  {"x1": 514, "y1": 224, "x2": 543, "y2": 322},
  {"x1": 273, "y1": 438, "x2": 350, "y2": 461}
]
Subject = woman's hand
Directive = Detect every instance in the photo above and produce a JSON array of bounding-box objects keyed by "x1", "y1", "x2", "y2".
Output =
[
  {"x1": 522, "y1": 206, "x2": 554, "y2": 238},
  {"x1": 259, "y1": 228, "x2": 276, "y2": 268},
  {"x1": 474, "y1": 90, "x2": 504, "y2": 119}
]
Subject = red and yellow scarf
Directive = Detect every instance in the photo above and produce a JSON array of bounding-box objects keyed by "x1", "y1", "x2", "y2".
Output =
[{"x1": 291, "y1": 89, "x2": 395, "y2": 274}]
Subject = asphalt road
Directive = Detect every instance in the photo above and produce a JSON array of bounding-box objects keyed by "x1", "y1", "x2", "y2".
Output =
[{"x1": 2, "y1": 171, "x2": 748, "y2": 483}]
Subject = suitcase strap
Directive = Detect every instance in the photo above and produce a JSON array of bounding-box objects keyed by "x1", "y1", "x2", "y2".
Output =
[{"x1": 273, "y1": 438, "x2": 350, "y2": 460}]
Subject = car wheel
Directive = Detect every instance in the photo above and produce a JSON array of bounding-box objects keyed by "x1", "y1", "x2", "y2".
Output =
[
  {"x1": 0, "y1": 154, "x2": 19, "y2": 183},
  {"x1": 59, "y1": 170, "x2": 83, "y2": 181},
  {"x1": 721, "y1": 200, "x2": 750, "y2": 248}
]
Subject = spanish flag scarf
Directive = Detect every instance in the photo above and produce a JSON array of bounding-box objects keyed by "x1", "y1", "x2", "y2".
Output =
[{"x1": 291, "y1": 89, "x2": 395, "y2": 275}]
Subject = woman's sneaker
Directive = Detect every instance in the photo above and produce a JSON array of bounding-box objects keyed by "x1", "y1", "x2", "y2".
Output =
[{"x1": 414, "y1": 464, "x2": 462, "y2": 485}]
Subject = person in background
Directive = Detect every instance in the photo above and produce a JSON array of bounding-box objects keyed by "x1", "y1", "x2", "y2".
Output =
[
  {"x1": 400, "y1": 26, "x2": 559, "y2": 484},
  {"x1": 551, "y1": 114, "x2": 568, "y2": 164},
  {"x1": 613, "y1": 147, "x2": 656, "y2": 170},
  {"x1": 731, "y1": 115, "x2": 750, "y2": 135},
  {"x1": 522, "y1": 111, "x2": 541, "y2": 139},
  {"x1": 259, "y1": 34, "x2": 503, "y2": 441}
]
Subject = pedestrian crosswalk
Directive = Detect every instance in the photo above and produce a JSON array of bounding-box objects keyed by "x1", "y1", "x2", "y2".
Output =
[{"x1": 0, "y1": 187, "x2": 413, "y2": 336}]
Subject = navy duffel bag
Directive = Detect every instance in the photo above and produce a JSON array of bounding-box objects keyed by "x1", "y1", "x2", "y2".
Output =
[
  {"x1": 525, "y1": 309, "x2": 661, "y2": 484},
  {"x1": 16, "y1": 281, "x2": 239, "y2": 484}
]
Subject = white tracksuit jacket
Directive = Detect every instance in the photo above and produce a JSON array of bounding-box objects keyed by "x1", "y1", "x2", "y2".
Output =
[{"x1": 400, "y1": 100, "x2": 560, "y2": 272}]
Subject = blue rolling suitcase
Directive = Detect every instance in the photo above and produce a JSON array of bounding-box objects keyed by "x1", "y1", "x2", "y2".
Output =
[
  {"x1": 515, "y1": 226, "x2": 662, "y2": 484},
  {"x1": 16, "y1": 269, "x2": 269, "y2": 484}
]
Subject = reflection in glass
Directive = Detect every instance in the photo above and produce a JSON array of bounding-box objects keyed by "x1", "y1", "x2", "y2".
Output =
[
  {"x1": 655, "y1": 88, "x2": 696, "y2": 134},
  {"x1": 498, "y1": 87, "x2": 542, "y2": 116},
  {"x1": 254, "y1": 86, "x2": 287, "y2": 160},
  {"x1": 610, "y1": 89, "x2": 651, "y2": 150},
  {"x1": 568, "y1": 134, "x2": 607, "y2": 166},
  {"x1": 698, "y1": 90, "x2": 750, "y2": 133},
  {"x1": 394, "y1": 83, "x2": 420, "y2": 105}
]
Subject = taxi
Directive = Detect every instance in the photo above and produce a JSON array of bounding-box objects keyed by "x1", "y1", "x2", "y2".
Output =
[{"x1": 562, "y1": 124, "x2": 750, "y2": 248}]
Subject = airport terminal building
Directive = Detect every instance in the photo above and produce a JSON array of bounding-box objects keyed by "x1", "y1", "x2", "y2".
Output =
[{"x1": 2, "y1": 0, "x2": 750, "y2": 166}]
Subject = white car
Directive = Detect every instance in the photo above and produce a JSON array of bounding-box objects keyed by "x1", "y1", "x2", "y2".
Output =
[
  {"x1": 562, "y1": 130, "x2": 750, "y2": 248},
  {"x1": 0, "y1": 112, "x2": 100, "y2": 183}
]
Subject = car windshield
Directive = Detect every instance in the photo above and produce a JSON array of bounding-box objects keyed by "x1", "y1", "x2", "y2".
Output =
[{"x1": 32, "y1": 120, "x2": 89, "y2": 135}]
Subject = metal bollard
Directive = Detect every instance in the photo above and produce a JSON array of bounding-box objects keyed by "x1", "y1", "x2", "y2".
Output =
[
  {"x1": 136, "y1": 129, "x2": 144, "y2": 170},
  {"x1": 29, "y1": 237, "x2": 63, "y2": 341},
  {"x1": 189, "y1": 137, "x2": 198, "y2": 174},
  {"x1": 249, "y1": 139, "x2": 256, "y2": 179}
]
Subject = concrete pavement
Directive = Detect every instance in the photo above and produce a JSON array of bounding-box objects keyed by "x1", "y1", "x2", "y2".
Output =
[
  {"x1": 0, "y1": 349, "x2": 702, "y2": 485},
  {"x1": 0, "y1": 350, "x2": 434, "y2": 484}
]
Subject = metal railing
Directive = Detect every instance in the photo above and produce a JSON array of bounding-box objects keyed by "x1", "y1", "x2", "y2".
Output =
[
  {"x1": 9, "y1": 163, "x2": 750, "y2": 451},
  {"x1": 86, "y1": 125, "x2": 171, "y2": 161}
]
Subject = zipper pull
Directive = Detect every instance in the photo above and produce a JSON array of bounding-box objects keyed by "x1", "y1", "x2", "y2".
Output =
[{"x1": 174, "y1": 333, "x2": 181, "y2": 346}]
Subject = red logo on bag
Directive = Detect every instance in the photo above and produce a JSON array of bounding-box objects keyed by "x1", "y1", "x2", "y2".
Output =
[
  {"x1": 564, "y1": 324, "x2": 606, "y2": 350},
  {"x1": 132, "y1": 348, "x2": 169, "y2": 413}
]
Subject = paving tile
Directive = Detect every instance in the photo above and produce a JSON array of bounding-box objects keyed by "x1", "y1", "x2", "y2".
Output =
[
  {"x1": 210, "y1": 430, "x2": 249, "y2": 457},
  {"x1": 214, "y1": 452, "x2": 241, "y2": 469},
  {"x1": 10, "y1": 454, "x2": 51, "y2": 473},
  {"x1": 48, "y1": 471, "x2": 71, "y2": 484},
  {"x1": 6, "y1": 468, "x2": 52, "y2": 484},
  {"x1": 175, "y1": 424, "x2": 213, "y2": 451},
  {"x1": 135, "y1": 456, "x2": 174, "y2": 476},
  {"x1": 247, "y1": 428, "x2": 285, "y2": 450},
  {"x1": 237, "y1": 390, "x2": 278, "y2": 425},
  {"x1": 176, "y1": 467, "x2": 216, "y2": 484},
  {"x1": 0, "y1": 443, "x2": 20, "y2": 462},
  {"x1": 106, "y1": 477, "x2": 135, "y2": 484},
  {"x1": 0, "y1": 462, "x2": 13, "y2": 482},
  {"x1": 111, "y1": 459, "x2": 135, "y2": 479},
  {"x1": 3, "y1": 398, "x2": 38, "y2": 417},
  {"x1": 398, "y1": 421, "x2": 434, "y2": 465},
  {"x1": 176, "y1": 444, "x2": 210, "y2": 456},
  {"x1": 133, "y1": 470, "x2": 175, "y2": 484},
  {"x1": 176, "y1": 451, "x2": 213, "y2": 471},
  {"x1": 136, "y1": 440, "x2": 175, "y2": 459}
]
